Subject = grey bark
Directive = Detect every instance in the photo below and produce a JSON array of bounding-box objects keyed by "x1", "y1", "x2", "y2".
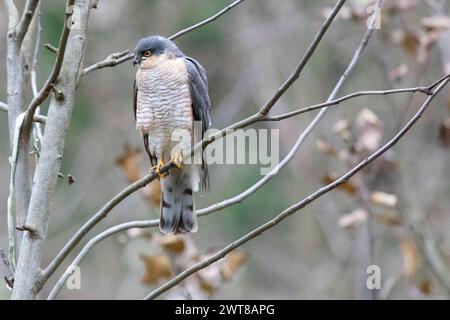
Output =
[{"x1": 11, "y1": 0, "x2": 92, "y2": 300}]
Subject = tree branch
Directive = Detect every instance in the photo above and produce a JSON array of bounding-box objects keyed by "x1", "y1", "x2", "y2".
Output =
[
  {"x1": 144, "y1": 76, "x2": 450, "y2": 300},
  {"x1": 0, "y1": 103, "x2": 46, "y2": 123},
  {"x1": 11, "y1": 0, "x2": 92, "y2": 300},
  {"x1": 14, "y1": 0, "x2": 40, "y2": 44},
  {"x1": 23, "y1": 0, "x2": 75, "y2": 134},
  {"x1": 169, "y1": 0, "x2": 246, "y2": 40},
  {"x1": 47, "y1": 220, "x2": 155, "y2": 299},
  {"x1": 81, "y1": 0, "x2": 247, "y2": 76}
]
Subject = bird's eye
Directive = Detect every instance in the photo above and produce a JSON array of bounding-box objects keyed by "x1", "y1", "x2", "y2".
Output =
[{"x1": 143, "y1": 50, "x2": 151, "y2": 57}]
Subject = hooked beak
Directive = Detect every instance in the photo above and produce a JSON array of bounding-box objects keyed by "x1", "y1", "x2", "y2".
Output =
[{"x1": 133, "y1": 55, "x2": 140, "y2": 66}]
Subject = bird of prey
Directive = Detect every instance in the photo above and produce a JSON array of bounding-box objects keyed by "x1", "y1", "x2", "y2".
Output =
[{"x1": 133, "y1": 35, "x2": 211, "y2": 234}]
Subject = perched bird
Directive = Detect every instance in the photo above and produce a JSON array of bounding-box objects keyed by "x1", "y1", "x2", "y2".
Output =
[{"x1": 133, "y1": 35, "x2": 211, "y2": 234}]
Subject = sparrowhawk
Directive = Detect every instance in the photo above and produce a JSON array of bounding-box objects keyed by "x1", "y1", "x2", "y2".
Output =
[{"x1": 133, "y1": 35, "x2": 211, "y2": 234}]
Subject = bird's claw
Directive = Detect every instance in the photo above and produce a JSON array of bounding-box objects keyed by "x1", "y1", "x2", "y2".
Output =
[
  {"x1": 171, "y1": 152, "x2": 183, "y2": 169},
  {"x1": 150, "y1": 160, "x2": 168, "y2": 179}
]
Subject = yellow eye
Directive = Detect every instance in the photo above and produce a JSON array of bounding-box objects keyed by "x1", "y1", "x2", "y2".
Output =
[{"x1": 143, "y1": 50, "x2": 151, "y2": 57}]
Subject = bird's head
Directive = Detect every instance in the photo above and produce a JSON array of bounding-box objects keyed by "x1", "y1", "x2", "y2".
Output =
[{"x1": 133, "y1": 35, "x2": 182, "y2": 68}]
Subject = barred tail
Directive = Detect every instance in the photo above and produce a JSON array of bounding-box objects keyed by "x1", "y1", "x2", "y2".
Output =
[{"x1": 159, "y1": 167, "x2": 198, "y2": 234}]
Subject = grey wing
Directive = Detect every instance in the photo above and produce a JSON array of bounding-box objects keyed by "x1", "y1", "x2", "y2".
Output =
[
  {"x1": 184, "y1": 57, "x2": 212, "y2": 190},
  {"x1": 184, "y1": 57, "x2": 211, "y2": 135}
]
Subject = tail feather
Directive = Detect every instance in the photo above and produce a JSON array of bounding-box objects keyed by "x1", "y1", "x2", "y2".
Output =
[{"x1": 159, "y1": 168, "x2": 198, "y2": 234}]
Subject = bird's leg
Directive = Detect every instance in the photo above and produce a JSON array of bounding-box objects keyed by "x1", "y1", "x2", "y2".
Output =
[
  {"x1": 150, "y1": 160, "x2": 168, "y2": 179},
  {"x1": 171, "y1": 151, "x2": 183, "y2": 169}
]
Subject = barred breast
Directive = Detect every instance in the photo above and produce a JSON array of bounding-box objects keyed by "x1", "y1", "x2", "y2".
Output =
[{"x1": 136, "y1": 58, "x2": 193, "y2": 159}]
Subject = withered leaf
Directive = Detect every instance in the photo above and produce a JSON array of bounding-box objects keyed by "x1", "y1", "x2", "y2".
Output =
[
  {"x1": 439, "y1": 118, "x2": 450, "y2": 148},
  {"x1": 421, "y1": 16, "x2": 450, "y2": 33},
  {"x1": 355, "y1": 109, "x2": 384, "y2": 152},
  {"x1": 140, "y1": 255, "x2": 173, "y2": 285},
  {"x1": 337, "y1": 209, "x2": 368, "y2": 229},
  {"x1": 377, "y1": 209, "x2": 402, "y2": 226},
  {"x1": 221, "y1": 251, "x2": 248, "y2": 281},
  {"x1": 370, "y1": 191, "x2": 398, "y2": 208},
  {"x1": 158, "y1": 235, "x2": 186, "y2": 253},
  {"x1": 323, "y1": 174, "x2": 358, "y2": 195},
  {"x1": 389, "y1": 64, "x2": 410, "y2": 82},
  {"x1": 400, "y1": 238, "x2": 421, "y2": 277},
  {"x1": 115, "y1": 145, "x2": 142, "y2": 182},
  {"x1": 316, "y1": 138, "x2": 337, "y2": 156}
]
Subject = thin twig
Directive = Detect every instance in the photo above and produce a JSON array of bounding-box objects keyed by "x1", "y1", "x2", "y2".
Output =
[
  {"x1": 47, "y1": 220, "x2": 153, "y2": 299},
  {"x1": 0, "y1": 248, "x2": 14, "y2": 289},
  {"x1": 81, "y1": 0, "x2": 247, "y2": 76},
  {"x1": 144, "y1": 76, "x2": 450, "y2": 300},
  {"x1": 31, "y1": 3, "x2": 44, "y2": 160},
  {"x1": 169, "y1": 0, "x2": 246, "y2": 40},
  {"x1": 23, "y1": 0, "x2": 75, "y2": 135},
  {"x1": 0, "y1": 103, "x2": 46, "y2": 123},
  {"x1": 14, "y1": 0, "x2": 40, "y2": 44}
]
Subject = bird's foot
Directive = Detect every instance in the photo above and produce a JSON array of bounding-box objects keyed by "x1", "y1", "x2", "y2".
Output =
[
  {"x1": 171, "y1": 152, "x2": 183, "y2": 169},
  {"x1": 150, "y1": 160, "x2": 168, "y2": 179}
]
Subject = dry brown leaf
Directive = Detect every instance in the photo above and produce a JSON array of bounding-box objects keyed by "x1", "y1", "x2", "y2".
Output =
[
  {"x1": 221, "y1": 251, "x2": 248, "y2": 281},
  {"x1": 316, "y1": 138, "x2": 337, "y2": 156},
  {"x1": 126, "y1": 228, "x2": 152, "y2": 239},
  {"x1": 333, "y1": 118, "x2": 351, "y2": 141},
  {"x1": 140, "y1": 255, "x2": 173, "y2": 285},
  {"x1": 143, "y1": 181, "x2": 161, "y2": 206},
  {"x1": 400, "y1": 238, "x2": 421, "y2": 277},
  {"x1": 377, "y1": 209, "x2": 402, "y2": 226},
  {"x1": 388, "y1": 0, "x2": 418, "y2": 14},
  {"x1": 421, "y1": 16, "x2": 450, "y2": 33},
  {"x1": 337, "y1": 209, "x2": 368, "y2": 229},
  {"x1": 323, "y1": 174, "x2": 358, "y2": 195},
  {"x1": 390, "y1": 30, "x2": 421, "y2": 56},
  {"x1": 158, "y1": 235, "x2": 186, "y2": 253},
  {"x1": 198, "y1": 276, "x2": 217, "y2": 295},
  {"x1": 417, "y1": 278, "x2": 432, "y2": 294},
  {"x1": 370, "y1": 191, "x2": 398, "y2": 208},
  {"x1": 355, "y1": 109, "x2": 384, "y2": 152},
  {"x1": 115, "y1": 145, "x2": 142, "y2": 182},
  {"x1": 389, "y1": 64, "x2": 410, "y2": 82},
  {"x1": 439, "y1": 118, "x2": 450, "y2": 148}
]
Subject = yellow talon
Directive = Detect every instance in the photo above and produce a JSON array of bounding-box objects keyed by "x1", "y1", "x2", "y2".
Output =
[
  {"x1": 171, "y1": 152, "x2": 183, "y2": 169},
  {"x1": 150, "y1": 160, "x2": 168, "y2": 179}
]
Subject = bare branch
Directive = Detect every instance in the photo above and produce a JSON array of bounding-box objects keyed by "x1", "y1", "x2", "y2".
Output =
[
  {"x1": 263, "y1": 78, "x2": 448, "y2": 122},
  {"x1": 0, "y1": 248, "x2": 14, "y2": 289},
  {"x1": 4, "y1": 0, "x2": 19, "y2": 31},
  {"x1": 258, "y1": 0, "x2": 346, "y2": 116},
  {"x1": 40, "y1": 172, "x2": 163, "y2": 288},
  {"x1": 44, "y1": 43, "x2": 58, "y2": 53},
  {"x1": 169, "y1": 0, "x2": 246, "y2": 40},
  {"x1": 47, "y1": 220, "x2": 154, "y2": 299},
  {"x1": 11, "y1": 0, "x2": 92, "y2": 300},
  {"x1": 144, "y1": 77, "x2": 450, "y2": 300},
  {"x1": 24, "y1": 0, "x2": 75, "y2": 128},
  {"x1": 82, "y1": 50, "x2": 132, "y2": 76},
  {"x1": 4, "y1": 0, "x2": 39, "y2": 247},
  {"x1": 0, "y1": 103, "x2": 46, "y2": 123},
  {"x1": 15, "y1": 0, "x2": 40, "y2": 44},
  {"x1": 82, "y1": 0, "x2": 247, "y2": 76}
]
